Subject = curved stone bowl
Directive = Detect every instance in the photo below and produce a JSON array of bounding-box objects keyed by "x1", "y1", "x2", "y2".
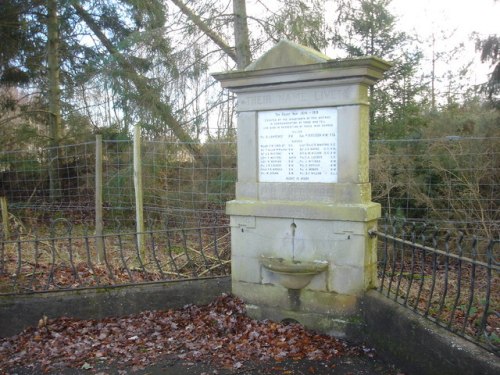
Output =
[{"x1": 260, "y1": 256, "x2": 328, "y2": 290}]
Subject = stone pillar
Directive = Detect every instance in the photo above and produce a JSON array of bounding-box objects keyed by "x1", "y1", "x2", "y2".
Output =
[{"x1": 213, "y1": 40, "x2": 391, "y2": 337}]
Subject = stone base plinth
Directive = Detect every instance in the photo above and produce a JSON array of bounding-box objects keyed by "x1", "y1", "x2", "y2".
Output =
[
  {"x1": 234, "y1": 281, "x2": 364, "y2": 338},
  {"x1": 229, "y1": 201, "x2": 379, "y2": 337},
  {"x1": 229, "y1": 202, "x2": 380, "y2": 295}
]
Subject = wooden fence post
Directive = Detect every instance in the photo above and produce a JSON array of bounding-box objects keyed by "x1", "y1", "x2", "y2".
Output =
[
  {"x1": 134, "y1": 124, "x2": 146, "y2": 259},
  {"x1": 0, "y1": 196, "x2": 9, "y2": 240},
  {"x1": 95, "y1": 134, "x2": 105, "y2": 262}
]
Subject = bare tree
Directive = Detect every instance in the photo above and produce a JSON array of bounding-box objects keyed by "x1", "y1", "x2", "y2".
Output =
[{"x1": 233, "y1": 0, "x2": 251, "y2": 68}]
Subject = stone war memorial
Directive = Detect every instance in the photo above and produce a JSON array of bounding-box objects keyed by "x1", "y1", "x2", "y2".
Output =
[{"x1": 213, "y1": 40, "x2": 391, "y2": 338}]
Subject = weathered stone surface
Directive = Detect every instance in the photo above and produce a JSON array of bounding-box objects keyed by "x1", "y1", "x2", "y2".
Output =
[
  {"x1": 236, "y1": 84, "x2": 369, "y2": 111},
  {"x1": 231, "y1": 255, "x2": 262, "y2": 283},
  {"x1": 226, "y1": 201, "x2": 381, "y2": 221},
  {"x1": 236, "y1": 111, "x2": 257, "y2": 182},
  {"x1": 214, "y1": 41, "x2": 390, "y2": 338},
  {"x1": 361, "y1": 291, "x2": 500, "y2": 375},
  {"x1": 244, "y1": 40, "x2": 331, "y2": 71},
  {"x1": 0, "y1": 277, "x2": 231, "y2": 338},
  {"x1": 212, "y1": 55, "x2": 392, "y2": 89},
  {"x1": 236, "y1": 280, "x2": 362, "y2": 337}
]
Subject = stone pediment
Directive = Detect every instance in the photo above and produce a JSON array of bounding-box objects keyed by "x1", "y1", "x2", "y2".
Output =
[{"x1": 244, "y1": 39, "x2": 331, "y2": 71}]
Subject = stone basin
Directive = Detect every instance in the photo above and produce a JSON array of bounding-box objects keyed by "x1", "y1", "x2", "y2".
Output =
[{"x1": 260, "y1": 256, "x2": 328, "y2": 290}]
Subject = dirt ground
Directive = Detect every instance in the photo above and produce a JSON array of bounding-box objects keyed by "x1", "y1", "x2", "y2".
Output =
[{"x1": 11, "y1": 354, "x2": 403, "y2": 375}]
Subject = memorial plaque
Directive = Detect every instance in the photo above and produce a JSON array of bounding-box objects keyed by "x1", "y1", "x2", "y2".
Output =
[{"x1": 258, "y1": 107, "x2": 338, "y2": 183}]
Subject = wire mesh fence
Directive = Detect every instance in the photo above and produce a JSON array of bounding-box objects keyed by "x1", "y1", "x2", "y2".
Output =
[
  {"x1": 1, "y1": 135, "x2": 498, "y2": 236},
  {"x1": 140, "y1": 140, "x2": 236, "y2": 227},
  {"x1": 0, "y1": 136, "x2": 236, "y2": 231},
  {"x1": 370, "y1": 137, "x2": 499, "y2": 237}
]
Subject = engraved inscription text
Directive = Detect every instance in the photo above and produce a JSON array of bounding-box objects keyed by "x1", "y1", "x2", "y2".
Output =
[{"x1": 258, "y1": 108, "x2": 338, "y2": 183}]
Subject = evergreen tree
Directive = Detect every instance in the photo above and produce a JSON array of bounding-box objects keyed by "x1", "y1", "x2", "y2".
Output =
[
  {"x1": 0, "y1": 1, "x2": 197, "y2": 146},
  {"x1": 476, "y1": 35, "x2": 499, "y2": 105},
  {"x1": 333, "y1": 0, "x2": 424, "y2": 138},
  {"x1": 260, "y1": 0, "x2": 330, "y2": 51}
]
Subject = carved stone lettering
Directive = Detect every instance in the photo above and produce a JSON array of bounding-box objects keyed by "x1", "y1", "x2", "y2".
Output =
[{"x1": 238, "y1": 86, "x2": 364, "y2": 110}]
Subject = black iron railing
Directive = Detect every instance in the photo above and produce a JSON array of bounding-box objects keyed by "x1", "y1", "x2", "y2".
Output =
[
  {"x1": 371, "y1": 219, "x2": 499, "y2": 355},
  {"x1": 0, "y1": 218, "x2": 230, "y2": 295}
]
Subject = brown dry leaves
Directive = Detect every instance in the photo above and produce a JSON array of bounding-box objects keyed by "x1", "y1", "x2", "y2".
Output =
[{"x1": 0, "y1": 294, "x2": 360, "y2": 373}]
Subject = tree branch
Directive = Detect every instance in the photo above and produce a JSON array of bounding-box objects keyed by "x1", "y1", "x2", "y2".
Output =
[
  {"x1": 0, "y1": 110, "x2": 51, "y2": 126},
  {"x1": 169, "y1": 0, "x2": 237, "y2": 64},
  {"x1": 71, "y1": 1, "x2": 202, "y2": 160}
]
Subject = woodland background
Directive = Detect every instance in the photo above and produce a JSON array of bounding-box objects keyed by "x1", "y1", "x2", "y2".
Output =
[{"x1": 0, "y1": 0, "x2": 498, "y2": 236}]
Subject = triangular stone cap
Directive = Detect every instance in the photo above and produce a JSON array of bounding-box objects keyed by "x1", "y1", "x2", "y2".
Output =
[{"x1": 245, "y1": 39, "x2": 331, "y2": 71}]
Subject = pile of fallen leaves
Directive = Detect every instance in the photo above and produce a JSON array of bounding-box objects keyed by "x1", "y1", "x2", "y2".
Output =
[{"x1": 0, "y1": 294, "x2": 363, "y2": 373}]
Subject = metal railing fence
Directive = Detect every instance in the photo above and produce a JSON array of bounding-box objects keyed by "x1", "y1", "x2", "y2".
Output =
[
  {"x1": 0, "y1": 217, "x2": 230, "y2": 295},
  {"x1": 372, "y1": 218, "x2": 499, "y2": 355}
]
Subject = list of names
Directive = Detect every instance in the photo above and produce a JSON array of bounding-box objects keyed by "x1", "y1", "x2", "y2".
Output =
[{"x1": 258, "y1": 108, "x2": 338, "y2": 183}]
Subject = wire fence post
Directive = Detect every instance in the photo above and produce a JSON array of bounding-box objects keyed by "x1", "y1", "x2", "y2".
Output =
[
  {"x1": 0, "y1": 196, "x2": 9, "y2": 240},
  {"x1": 95, "y1": 134, "x2": 105, "y2": 262},
  {"x1": 134, "y1": 124, "x2": 146, "y2": 259}
]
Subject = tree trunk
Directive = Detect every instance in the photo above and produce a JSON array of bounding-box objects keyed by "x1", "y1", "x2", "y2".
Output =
[
  {"x1": 233, "y1": 0, "x2": 251, "y2": 69},
  {"x1": 47, "y1": 0, "x2": 62, "y2": 200},
  {"x1": 431, "y1": 34, "x2": 436, "y2": 111}
]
